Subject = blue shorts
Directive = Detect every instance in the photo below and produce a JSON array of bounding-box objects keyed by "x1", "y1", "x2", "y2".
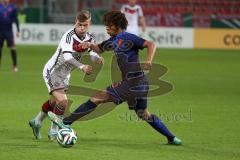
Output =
[
  {"x1": 106, "y1": 77, "x2": 149, "y2": 110},
  {"x1": 0, "y1": 31, "x2": 15, "y2": 48}
]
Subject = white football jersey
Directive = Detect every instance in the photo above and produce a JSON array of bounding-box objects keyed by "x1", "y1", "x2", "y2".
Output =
[
  {"x1": 43, "y1": 28, "x2": 98, "y2": 81},
  {"x1": 121, "y1": 4, "x2": 143, "y2": 35}
]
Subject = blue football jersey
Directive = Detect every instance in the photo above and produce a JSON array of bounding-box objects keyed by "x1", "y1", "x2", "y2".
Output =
[
  {"x1": 99, "y1": 31, "x2": 146, "y2": 80},
  {"x1": 0, "y1": 2, "x2": 19, "y2": 32}
]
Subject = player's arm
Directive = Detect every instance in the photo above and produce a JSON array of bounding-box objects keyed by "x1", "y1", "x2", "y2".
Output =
[
  {"x1": 63, "y1": 52, "x2": 92, "y2": 75},
  {"x1": 142, "y1": 40, "x2": 156, "y2": 70},
  {"x1": 13, "y1": 6, "x2": 20, "y2": 37},
  {"x1": 88, "y1": 37, "x2": 104, "y2": 64},
  {"x1": 139, "y1": 16, "x2": 146, "y2": 33},
  {"x1": 138, "y1": 6, "x2": 146, "y2": 33},
  {"x1": 79, "y1": 38, "x2": 113, "y2": 54},
  {"x1": 79, "y1": 43, "x2": 103, "y2": 54},
  {"x1": 59, "y1": 31, "x2": 92, "y2": 74},
  {"x1": 120, "y1": 5, "x2": 125, "y2": 13},
  {"x1": 89, "y1": 50, "x2": 104, "y2": 64},
  {"x1": 131, "y1": 34, "x2": 156, "y2": 70}
]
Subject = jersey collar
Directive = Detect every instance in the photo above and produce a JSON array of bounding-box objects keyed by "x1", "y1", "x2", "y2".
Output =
[
  {"x1": 74, "y1": 28, "x2": 86, "y2": 41},
  {"x1": 116, "y1": 30, "x2": 126, "y2": 39}
]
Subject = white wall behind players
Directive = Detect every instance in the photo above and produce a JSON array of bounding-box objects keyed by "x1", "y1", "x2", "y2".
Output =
[{"x1": 14, "y1": 24, "x2": 194, "y2": 48}]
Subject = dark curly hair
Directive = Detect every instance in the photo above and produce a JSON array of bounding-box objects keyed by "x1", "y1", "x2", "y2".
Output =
[{"x1": 102, "y1": 11, "x2": 128, "y2": 30}]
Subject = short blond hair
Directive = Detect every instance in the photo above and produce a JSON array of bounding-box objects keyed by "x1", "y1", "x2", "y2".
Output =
[{"x1": 76, "y1": 10, "x2": 91, "y2": 22}]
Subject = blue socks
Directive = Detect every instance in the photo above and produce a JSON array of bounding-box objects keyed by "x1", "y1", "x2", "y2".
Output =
[
  {"x1": 63, "y1": 100, "x2": 97, "y2": 125},
  {"x1": 63, "y1": 100, "x2": 175, "y2": 142},
  {"x1": 147, "y1": 114, "x2": 175, "y2": 141}
]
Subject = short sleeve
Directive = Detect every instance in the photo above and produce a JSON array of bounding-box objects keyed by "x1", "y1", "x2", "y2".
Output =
[
  {"x1": 87, "y1": 34, "x2": 96, "y2": 52},
  {"x1": 137, "y1": 5, "x2": 143, "y2": 17},
  {"x1": 59, "y1": 33, "x2": 73, "y2": 53},
  {"x1": 98, "y1": 37, "x2": 115, "y2": 52},
  {"x1": 129, "y1": 34, "x2": 145, "y2": 50},
  {"x1": 120, "y1": 5, "x2": 125, "y2": 13}
]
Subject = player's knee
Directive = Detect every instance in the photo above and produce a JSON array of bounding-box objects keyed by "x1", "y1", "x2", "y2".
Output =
[
  {"x1": 59, "y1": 100, "x2": 68, "y2": 109},
  {"x1": 90, "y1": 92, "x2": 109, "y2": 105},
  {"x1": 135, "y1": 109, "x2": 151, "y2": 121},
  {"x1": 135, "y1": 109, "x2": 145, "y2": 120},
  {"x1": 90, "y1": 97, "x2": 105, "y2": 105},
  {"x1": 53, "y1": 100, "x2": 68, "y2": 115},
  {"x1": 10, "y1": 47, "x2": 16, "y2": 50}
]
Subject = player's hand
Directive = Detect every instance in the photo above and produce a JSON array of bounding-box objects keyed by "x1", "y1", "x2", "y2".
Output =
[
  {"x1": 78, "y1": 42, "x2": 91, "y2": 49},
  {"x1": 82, "y1": 65, "x2": 93, "y2": 75},
  {"x1": 143, "y1": 61, "x2": 152, "y2": 70},
  {"x1": 16, "y1": 32, "x2": 20, "y2": 38},
  {"x1": 97, "y1": 57, "x2": 104, "y2": 65},
  {"x1": 142, "y1": 27, "x2": 146, "y2": 33}
]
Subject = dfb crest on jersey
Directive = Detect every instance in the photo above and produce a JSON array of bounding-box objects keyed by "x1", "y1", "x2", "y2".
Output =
[{"x1": 72, "y1": 38, "x2": 91, "y2": 53}]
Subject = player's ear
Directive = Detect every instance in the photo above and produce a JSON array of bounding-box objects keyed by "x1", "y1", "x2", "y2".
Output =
[{"x1": 88, "y1": 18, "x2": 92, "y2": 26}]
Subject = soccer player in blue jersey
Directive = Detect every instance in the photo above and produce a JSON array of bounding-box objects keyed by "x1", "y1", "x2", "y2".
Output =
[
  {"x1": 48, "y1": 11, "x2": 182, "y2": 145},
  {"x1": 0, "y1": 0, "x2": 20, "y2": 72}
]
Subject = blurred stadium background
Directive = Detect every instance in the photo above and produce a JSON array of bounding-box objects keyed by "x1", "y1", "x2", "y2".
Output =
[
  {"x1": 14, "y1": 0, "x2": 240, "y2": 27},
  {"x1": 12, "y1": 0, "x2": 240, "y2": 49},
  {"x1": 0, "y1": 0, "x2": 240, "y2": 160}
]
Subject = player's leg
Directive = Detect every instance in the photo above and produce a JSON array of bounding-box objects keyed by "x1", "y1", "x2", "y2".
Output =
[
  {"x1": 0, "y1": 34, "x2": 4, "y2": 66},
  {"x1": 43, "y1": 71, "x2": 72, "y2": 137},
  {"x1": 6, "y1": 31, "x2": 17, "y2": 72},
  {"x1": 35, "y1": 97, "x2": 58, "y2": 140},
  {"x1": 29, "y1": 69, "x2": 58, "y2": 139},
  {"x1": 29, "y1": 98, "x2": 55, "y2": 139},
  {"x1": 134, "y1": 100, "x2": 182, "y2": 145},
  {"x1": 48, "y1": 89, "x2": 68, "y2": 137},
  {"x1": 48, "y1": 89, "x2": 113, "y2": 128},
  {"x1": 10, "y1": 46, "x2": 17, "y2": 72},
  {"x1": 48, "y1": 121, "x2": 58, "y2": 140},
  {"x1": 36, "y1": 98, "x2": 56, "y2": 124},
  {"x1": 63, "y1": 90, "x2": 111, "y2": 125},
  {"x1": 46, "y1": 96, "x2": 59, "y2": 140},
  {"x1": 52, "y1": 89, "x2": 68, "y2": 116},
  {"x1": 0, "y1": 47, "x2": 2, "y2": 66},
  {"x1": 60, "y1": 82, "x2": 126, "y2": 126},
  {"x1": 48, "y1": 82, "x2": 125, "y2": 128},
  {"x1": 35, "y1": 89, "x2": 68, "y2": 140}
]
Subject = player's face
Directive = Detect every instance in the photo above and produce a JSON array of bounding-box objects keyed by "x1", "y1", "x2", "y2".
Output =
[
  {"x1": 105, "y1": 25, "x2": 120, "y2": 37},
  {"x1": 74, "y1": 19, "x2": 90, "y2": 36},
  {"x1": 3, "y1": 0, "x2": 10, "y2": 4},
  {"x1": 128, "y1": 0, "x2": 137, "y2": 6}
]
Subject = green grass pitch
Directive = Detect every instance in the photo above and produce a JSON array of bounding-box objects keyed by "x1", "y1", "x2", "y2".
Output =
[{"x1": 0, "y1": 45, "x2": 239, "y2": 160}]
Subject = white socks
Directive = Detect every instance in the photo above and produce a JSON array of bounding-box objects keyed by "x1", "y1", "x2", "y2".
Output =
[
  {"x1": 35, "y1": 111, "x2": 63, "y2": 134},
  {"x1": 35, "y1": 111, "x2": 47, "y2": 126},
  {"x1": 49, "y1": 122, "x2": 59, "y2": 133},
  {"x1": 49, "y1": 115, "x2": 63, "y2": 134}
]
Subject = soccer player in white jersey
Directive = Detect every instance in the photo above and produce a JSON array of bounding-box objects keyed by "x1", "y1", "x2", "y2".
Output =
[
  {"x1": 121, "y1": 0, "x2": 146, "y2": 35},
  {"x1": 29, "y1": 10, "x2": 104, "y2": 140}
]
